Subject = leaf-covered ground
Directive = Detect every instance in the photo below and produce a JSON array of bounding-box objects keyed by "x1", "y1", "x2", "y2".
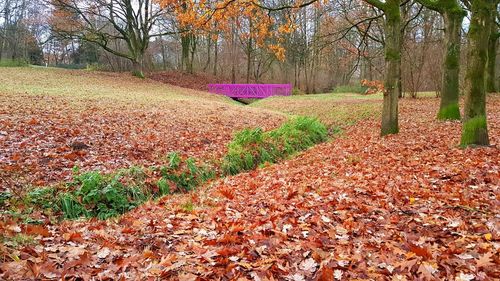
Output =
[
  {"x1": 1, "y1": 96, "x2": 499, "y2": 280},
  {"x1": 0, "y1": 68, "x2": 284, "y2": 187}
]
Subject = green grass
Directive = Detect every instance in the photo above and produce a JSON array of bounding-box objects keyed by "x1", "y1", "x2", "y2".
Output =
[
  {"x1": 252, "y1": 92, "x2": 383, "y2": 105},
  {"x1": 437, "y1": 103, "x2": 461, "y2": 120},
  {"x1": 222, "y1": 117, "x2": 328, "y2": 175},
  {"x1": 252, "y1": 93, "x2": 381, "y2": 129},
  {"x1": 0, "y1": 59, "x2": 29, "y2": 67},
  {"x1": 0, "y1": 67, "x2": 233, "y2": 106},
  {"x1": 461, "y1": 116, "x2": 489, "y2": 146}
]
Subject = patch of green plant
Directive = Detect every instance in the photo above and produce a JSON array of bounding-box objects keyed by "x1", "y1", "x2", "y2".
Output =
[
  {"x1": 332, "y1": 84, "x2": 367, "y2": 94},
  {"x1": 60, "y1": 193, "x2": 87, "y2": 219},
  {"x1": 56, "y1": 171, "x2": 150, "y2": 220},
  {"x1": 168, "y1": 152, "x2": 181, "y2": 169},
  {"x1": 159, "y1": 154, "x2": 215, "y2": 193},
  {"x1": 157, "y1": 178, "x2": 171, "y2": 196},
  {"x1": 461, "y1": 115, "x2": 488, "y2": 147},
  {"x1": 71, "y1": 171, "x2": 148, "y2": 219},
  {"x1": 222, "y1": 116, "x2": 327, "y2": 175},
  {"x1": 132, "y1": 69, "x2": 145, "y2": 79},
  {"x1": 2, "y1": 234, "x2": 36, "y2": 248},
  {"x1": 292, "y1": 87, "x2": 305, "y2": 96},
  {"x1": 0, "y1": 59, "x2": 28, "y2": 67},
  {"x1": 0, "y1": 191, "x2": 12, "y2": 205},
  {"x1": 269, "y1": 116, "x2": 328, "y2": 155},
  {"x1": 180, "y1": 201, "x2": 195, "y2": 212},
  {"x1": 25, "y1": 187, "x2": 60, "y2": 211},
  {"x1": 437, "y1": 103, "x2": 461, "y2": 120}
]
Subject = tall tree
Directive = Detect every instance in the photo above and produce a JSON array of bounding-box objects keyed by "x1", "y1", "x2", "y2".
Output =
[
  {"x1": 364, "y1": 0, "x2": 403, "y2": 135},
  {"x1": 417, "y1": 0, "x2": 465, "y2": 120},
  {"x1": 461, "y1": 0, "x2": 498, "y2": 146},
  {"x1": 486, "y1": 6, "x2": 499, "y2": 92},
  {"x1": 51, "y1": 0, "x2": 174, "y2": 77}
]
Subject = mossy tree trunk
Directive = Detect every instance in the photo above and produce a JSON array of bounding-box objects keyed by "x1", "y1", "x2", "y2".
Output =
[
  {"x1": 486, "y1": 9, "x2": 499, "y2": 93},
  {"x1": 381, "y1": 0, "x2": 402, "y2": 136},
  {"x1": 181, "y1": 33, "x2": 194, "y2": 74},
  {"x1": 417, "y1": 0, "x2": 465, "y2": 120},
  {"x1": 364, "y1": 0, "x2": 402, "y2": 136},
  {"x1": 461, "y1": 0, "x2": 495, "y2": 146},
  {"x1": 132, "y1": 56, "x2": 145, "y2": 78},
  {"x1": 438, "y1": 8, "x2": 464, "y2": 120}
]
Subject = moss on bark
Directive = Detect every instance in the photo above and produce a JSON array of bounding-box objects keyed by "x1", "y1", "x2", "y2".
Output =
[
  {"x1": 461, "y1": 116, "x2": 489, "y2": 146},
  {"x1": 380, "y1": 0, "x2": 401, "y2": 136},
  {"x1": 461, "y1": 0, "x2": 493, "y2": 146},
  {"x1": 437, "y1": 103, "x2": 461, "y2": 120}
]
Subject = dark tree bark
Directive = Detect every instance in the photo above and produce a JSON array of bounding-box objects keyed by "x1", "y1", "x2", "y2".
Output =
[
  {"x1": 417, "y1": 0, "x2": 465, "y2": 120},
  {"x1": 438, "y1": 9, "x2": 464, "y2": 119},
  {"x1": 486, "y1": 8, "x2": 499, "y2": 93},
  {"x1": 461, "y1": 0, "x2": 496, "y2": 146},
  {"x1": 365, "y1": 0, "x2": 402, "y2": 136}
]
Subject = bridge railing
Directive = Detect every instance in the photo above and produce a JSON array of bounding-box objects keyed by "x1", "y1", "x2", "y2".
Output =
[{"x1": 207, "y1": 84, "x2": 292, "y2": 99}]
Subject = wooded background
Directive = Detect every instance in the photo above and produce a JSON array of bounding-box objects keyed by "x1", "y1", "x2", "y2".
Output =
[{"x1": 1, "y1": 0, "x2": 497, "y2": 95}]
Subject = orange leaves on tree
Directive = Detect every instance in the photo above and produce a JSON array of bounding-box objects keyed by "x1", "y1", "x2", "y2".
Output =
[{"x1": 361, "y1": 79, "x2": 384, "y2": 95}]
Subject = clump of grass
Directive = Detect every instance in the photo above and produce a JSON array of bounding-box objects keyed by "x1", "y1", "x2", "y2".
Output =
[
  {"x1": 159, "y1": 152, "x2": 215, "y2": 193},
  {"x1": 437, "y1": 103, "x2": 461, "y2": 120},
  {"x1": 61, "y1": 170, "x2": 148, "y2": 220},
  {"x1": 26, "y1": 187, "x2": 60, "y2": 212},
  {"x1": 461, "y1": 115, "x2": 489, "y2": 146},
  {"x1": 222, "y1": 116, "x2": 327, "y2": 175},
  {"x1": 18, "y1": 153, "x2": 216, "y2": 221}
]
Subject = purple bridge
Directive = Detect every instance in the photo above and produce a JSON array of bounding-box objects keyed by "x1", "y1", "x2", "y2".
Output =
[{"x1": 208, "y1": 84, "x2": 292, "y2": 99}]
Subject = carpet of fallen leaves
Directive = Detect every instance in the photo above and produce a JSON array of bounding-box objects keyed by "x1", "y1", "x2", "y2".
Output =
[
  {"x1": 1, "y1": 97, "x2": 499, "y2": 280},
  {"x1": 0, "y1": 68, "x2": 284, "y2": 188}
]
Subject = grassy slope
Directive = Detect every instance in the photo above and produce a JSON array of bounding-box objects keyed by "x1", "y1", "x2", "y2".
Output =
[
  {"x1": 0, "y1": 67, "x2": 233, "y2": 104},
  {"x1": 251, "y1": 93, "x2": 383, "y2": 128},
  {"x1": 0, "y1": 67, "x2": 286, "y2": 186}
]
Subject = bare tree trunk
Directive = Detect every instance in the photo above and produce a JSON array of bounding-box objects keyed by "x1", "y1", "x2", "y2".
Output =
[
  {"x1": 461, "y1": 0, "x2": 494, "y2": 146},
  {"x1": 486, "y1": 9, "x2": 498, "y2": 93},
  {"x1": 189, "y1": 35, "x2": 196, "y2": 73},
  {"x1": 231, "y1": 23, "x2": 236, "y2": 84},
  {"x1": 381, "y1": 0, "x2": 401, "y2": 136},
  {"x1": 161, "y1": 36, "x2": 167, "y2": 70},
  {"x1": 132, "y1": 53, "x2": 145, "y2": 78},
  {"x1": 437, "y1": 8, "x2": 464, "y2": 120},
  {"x1": 213, "y1": 35, "x2": 218, "y2": 76},
  {"x1": 203, "y1": 35, "x2": 211, "y2": 71}
]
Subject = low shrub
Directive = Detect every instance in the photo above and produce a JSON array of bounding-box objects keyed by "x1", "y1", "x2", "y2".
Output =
[
  {"x1": 0, "y1": 59, "x2": 29, "y2": 67},
  {"x1": 292, "y1": 87, "x2": 305, "y2": 96},
  {"x1": 62, "y1": 171, "x2": 148, "y2": 219},
  {"x1": 159, "y1": 153, "x2": 215, "y2": 193},
  {"x1": 332, "y1": 84, "x2": 368, "y2": 94},
  {"x1": 26, "y1": 187, "x2": 60, "y2": 211},
  {"x1": 86, "y1": 63, "x2": 103, "y2": 71},
  {"x1": 55, "y1": 64, "x2": 86, "y2": 70},
  {"x1": 222, "y1": 117, "x2": 327, "y2": 175},
  {"x1": 18, "y1": 154, "x2": 216, "y2": 220}
]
